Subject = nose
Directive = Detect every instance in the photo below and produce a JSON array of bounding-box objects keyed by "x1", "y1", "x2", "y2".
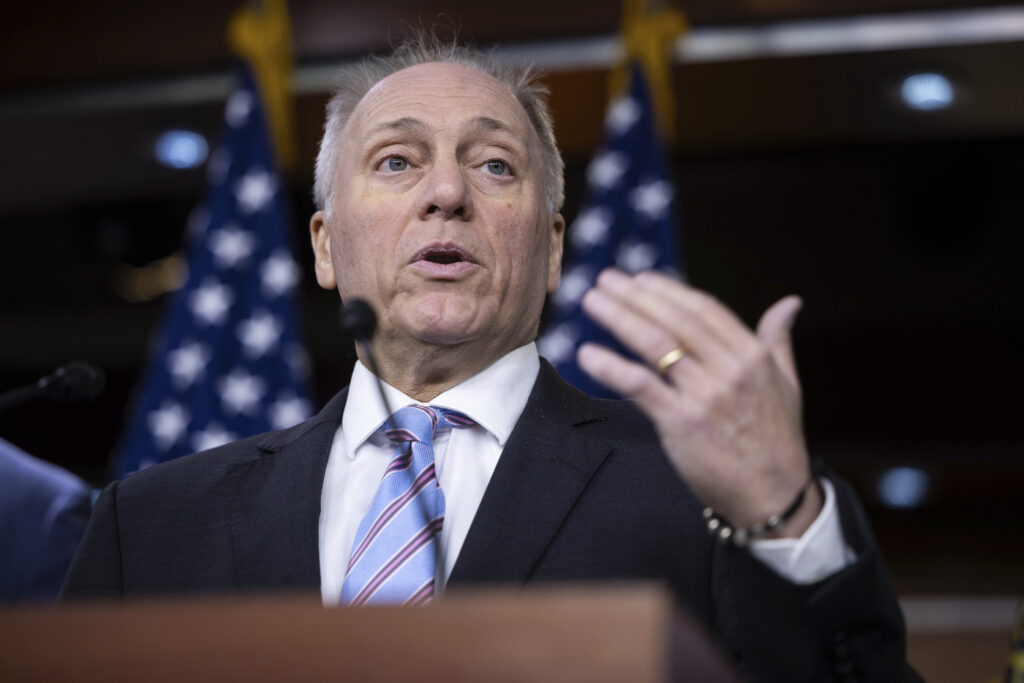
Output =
[{"x1": 418, "y1": 158, "x2": 472, "y2": 221}]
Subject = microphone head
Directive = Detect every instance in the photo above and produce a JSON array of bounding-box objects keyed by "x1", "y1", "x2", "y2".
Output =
[
  {"x1": 42, "y1": 362, "x2": 105, "y2": 402},
  {"x1": 339, "y1": 299, "x2": 377, "y2": 342}
]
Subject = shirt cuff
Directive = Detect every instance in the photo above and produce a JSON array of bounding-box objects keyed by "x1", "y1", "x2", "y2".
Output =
[{"x1": 747, "y1": 478, "x2": 857, "y2": 585}]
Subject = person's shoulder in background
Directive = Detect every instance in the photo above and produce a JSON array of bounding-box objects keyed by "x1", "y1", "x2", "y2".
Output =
[{"x1": 0, "y1": 437, "x2": 92, "y2": 603}]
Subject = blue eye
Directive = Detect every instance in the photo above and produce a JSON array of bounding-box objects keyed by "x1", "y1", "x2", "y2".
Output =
[
  {"x1": 485, "y1": 160, "x2": 509, "y2": 175},
  {"x1": 381, "y1": 157, "x2": 407, "y2": 172}
]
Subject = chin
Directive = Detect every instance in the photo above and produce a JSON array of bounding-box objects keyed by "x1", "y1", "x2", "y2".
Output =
[
  {"x1": 412, "y1": 329, "x2": 474, "y2": 347},
  {"x1": 400, "y1": 300, "x2": 484, "y2": 347}
]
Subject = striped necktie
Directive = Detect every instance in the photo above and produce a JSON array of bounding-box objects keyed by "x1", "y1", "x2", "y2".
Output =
[{"x1": 341, "y1": 404, "x2": 474, "y2": 606}]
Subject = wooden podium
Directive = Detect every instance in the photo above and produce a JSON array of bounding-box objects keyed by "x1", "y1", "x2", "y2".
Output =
[{"x1": 0, "y1": 585, "x2": 739, "y2": 682}]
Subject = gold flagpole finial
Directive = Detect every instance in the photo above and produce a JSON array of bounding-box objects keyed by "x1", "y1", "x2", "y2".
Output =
[
  {"x1": 227, "y1": 0, "x2": 297, "y2": 171},
  {"x1": 609, "y1": 0, "x2": 688, "y2": 141}
]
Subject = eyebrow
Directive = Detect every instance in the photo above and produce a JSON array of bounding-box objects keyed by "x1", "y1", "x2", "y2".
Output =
[
  {"x1": 462, "y1": 116, "x2": 516, "y2": 137},
  {"x1": 360, "y1": 115, "x2": 526, "y2": 161},
  {"x1": 458, "y1": 116, "x2": 528, "y2": 161},
  {"x1": 367, "y1": 116, "x2": 516, "y2": 138},
  {"x1": 365, "y1": 116, "x2": 430, "y2": 138}
]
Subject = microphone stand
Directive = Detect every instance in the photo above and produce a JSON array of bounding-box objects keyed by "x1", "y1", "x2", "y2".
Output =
[
  {"x1": 340, "y1": 299, "x2": 397, "y2": 430},
  {"x1": 0, "y1": 363, "x2": 105, "y2": 414}
]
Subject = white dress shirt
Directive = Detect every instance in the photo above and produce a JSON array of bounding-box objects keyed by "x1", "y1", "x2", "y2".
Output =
[{"x1": 318, "y1": 343, "x2": 853, "y2": 603}]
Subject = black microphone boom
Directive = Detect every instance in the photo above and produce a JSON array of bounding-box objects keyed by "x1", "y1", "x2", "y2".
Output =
[
  {"x1": 340, "y1": 298, "x2": 396, "y2": 427},
  {"x1": 339, "y1": 298, "x2": 377, "y2": 342},
  {"x1": 0, "y1": 362, "x2": 106, "y2": 413}
]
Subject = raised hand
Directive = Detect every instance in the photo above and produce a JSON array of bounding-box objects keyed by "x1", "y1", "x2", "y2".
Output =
[{"x1": 577, "y1": 268, "x2": 821, "y2": 538}]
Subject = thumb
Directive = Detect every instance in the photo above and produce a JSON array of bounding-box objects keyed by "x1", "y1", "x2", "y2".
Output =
[{"x1": 756, "y1": 295, "x2": 802, "y2": 385}]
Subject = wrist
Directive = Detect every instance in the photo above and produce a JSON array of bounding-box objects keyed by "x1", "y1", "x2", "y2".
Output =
[
  {"x1": 762, "y1": 478, "x2": 823, "y2": 540},
  {"x1": 703, "y1": 477, "x2": 823, "y2": 546}
]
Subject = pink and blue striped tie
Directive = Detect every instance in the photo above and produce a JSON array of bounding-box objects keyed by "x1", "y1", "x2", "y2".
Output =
[{"x1": 341, "y1": 405, "x2": 474, "y2": 606}]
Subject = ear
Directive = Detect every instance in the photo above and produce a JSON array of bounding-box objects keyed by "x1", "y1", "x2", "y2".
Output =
[
  {"x1": 309, "y1": 210, "x2": 337, "y2": 291},
  {"x1": 546, "y1": 212, "x2": 566, "y2": 293}
]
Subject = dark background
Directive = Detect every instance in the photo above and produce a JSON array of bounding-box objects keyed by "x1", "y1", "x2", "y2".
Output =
[{"x1": 1, "y1": 0, "x2": 1021, "y2": 597}]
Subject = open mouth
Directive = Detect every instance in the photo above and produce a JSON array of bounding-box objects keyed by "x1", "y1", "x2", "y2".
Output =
[
  {"x1": 412, "y1": 244, "x2": 474, "y2": 266},
  {"x1": 425, "y1": 250, "x2": 463, "y2": 265}
]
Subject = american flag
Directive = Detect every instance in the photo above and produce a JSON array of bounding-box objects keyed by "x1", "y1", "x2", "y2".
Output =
[
  {"x1": 115, "y1": 64, "x2": 311, "y2": 478},
  {"x1": 538, "y1": 63, "x2": 681, "y2": 398}
]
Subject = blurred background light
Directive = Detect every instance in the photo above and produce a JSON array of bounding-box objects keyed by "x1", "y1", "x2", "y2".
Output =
[
  {"x1": 878, "y1": 466, "x2": 931, "y2": 508},
  {"x1": 154, "y1": 130, "x2": 209, "y2": 169},
  {"x1": 901, "y1": 72, "x2": 955, "y2": 111}
]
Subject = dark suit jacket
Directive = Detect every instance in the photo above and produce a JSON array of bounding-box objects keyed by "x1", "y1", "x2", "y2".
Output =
[{"x1": 62, "y1": 362, "x2": 917, "y2": 682}]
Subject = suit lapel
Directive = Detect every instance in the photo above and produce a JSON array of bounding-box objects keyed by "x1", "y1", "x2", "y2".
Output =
[
  {"x1": 222, "y1": 388, "x2": 348, "y2": 591},
  {"x1": 449, "y1": 362, "x2": 613, "y2": 585}
]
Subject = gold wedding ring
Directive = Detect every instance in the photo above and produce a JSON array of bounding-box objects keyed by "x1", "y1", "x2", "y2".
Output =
[{"x1": 655, "y1": 347, "x2": 687, "y2": 376}]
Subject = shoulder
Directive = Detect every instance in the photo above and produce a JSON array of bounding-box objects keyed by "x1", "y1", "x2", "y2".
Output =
[
  {"x1": 121, "y1": 429, "x2": 274, "y2": 490},
  {"x1": 0, "y1": 439, "x2": 89, "y2": 514},
  {"x1": 116, "y1": 386, "x2": 348, "y2": 499},
  {"x1": 533, "y1": 359, "x2": 660, "y2": 444}
]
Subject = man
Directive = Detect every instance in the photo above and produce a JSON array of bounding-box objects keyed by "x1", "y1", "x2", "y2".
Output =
[{"x1": 64, "y1": 36, "x2": 918, "y2": 680}]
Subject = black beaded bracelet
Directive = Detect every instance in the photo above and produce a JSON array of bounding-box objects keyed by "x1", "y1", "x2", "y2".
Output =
[{"x1": 702, "y1": 478, "x2": 814, "y2": 547}]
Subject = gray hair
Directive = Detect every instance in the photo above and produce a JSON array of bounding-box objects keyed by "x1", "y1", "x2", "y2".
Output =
[{"x1": 313, "y1": 34, "x2": 565, "y2": 216}]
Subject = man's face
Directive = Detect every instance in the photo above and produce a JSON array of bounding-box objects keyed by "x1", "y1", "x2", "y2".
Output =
[{"x1": 310, "y1": 62, "x2": 564, "y2": 359}]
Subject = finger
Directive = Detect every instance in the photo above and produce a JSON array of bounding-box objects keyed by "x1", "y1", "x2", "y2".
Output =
[
  {"x1": 593, "y1": 270, "x2": 737, "y2": 370},
  {"x1": 590, "y1": 269, "x2": 735, "y2": 371},
  {"x1": 755, "y1": 295, "x2": 803, "y2": 386},
  {"x1": 631, "y1": 269, "x2": 759, "y2": 356},
  {"x1": 577, "y1": 342, "x2": 680, "y2": 420}
]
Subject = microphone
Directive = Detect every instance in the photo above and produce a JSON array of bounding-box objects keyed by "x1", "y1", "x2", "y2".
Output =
[
  {"x1": 340, "y1": 299, "x2": 396, "y2": 427},
  {"x1": 0, "y1": 362, "x2": 106, "y2": 413},
  {"x1": 339, "y1": 299, "x2": 377, "y2": 343}
]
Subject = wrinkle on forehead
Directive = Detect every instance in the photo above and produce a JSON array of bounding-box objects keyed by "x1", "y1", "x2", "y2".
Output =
[
  {"x1": 364, "y1": 116, "x2": 431, "y2": 138},
  {"x1": 346, "y1": 62, "x2": 535, "y2": 143}
]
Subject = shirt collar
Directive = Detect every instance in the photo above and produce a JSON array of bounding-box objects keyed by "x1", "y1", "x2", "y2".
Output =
[{"x1": 341, "y1": 342, "x2": 540, "y2": 460}]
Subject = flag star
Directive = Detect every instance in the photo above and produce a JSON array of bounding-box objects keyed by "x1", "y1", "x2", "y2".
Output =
[
  {"x1": 147, "y1": 401, "x2": 190, "y2": 451},
  {"x1": 235, "y1": 169, "x2": 277, "y2": 214},
  {"x1": 209, "y1": 223, "x2": 257, "y2": 268},
  {"x1": 571, "y1": 206, "x2": 614, "y2": 249},
  {"x1": 630, "y1": 180, "x2": 674, "y2": 220},
  {"x1": 225, "y1": 90, "x2": 254, "y2": 128},
  {"x1": 189, "y1": 279, "x2": 234, "y2": 325},
  {"x1": 537, "y1": 323, "x2": 579, "y2": 366},
  {"x1": 237, "y1": 309, "x2": 282, "y2": 358},
  {"x1": 269, "y1": 393, "x2": 312, "y2": 429},
  {"x1": 191, "y1": 422, "x2": 238, "y2": 453},
  {"x1": 219, "y1": 368, "x2": 266, "y2": 416},
  {"x1": 167, "y1": 340, "x2": 209, "y2": 389},
  {"x1": 260, "y1": 251, "x2": 300, "y2": 297},
  {"x1": 606, "y1": 96, "x2": 641, "y2": 134},
  {"x1": 206, "y1": 147, "x2": 231, "y2": 184},
  {"x1": 616, "y1": 241, "x2": 660, "y2": 273},
  {"x1": 587, "y1": 151, "x2": 629, "y2": 190},
  {"x1": 553, "y1": 265, "x2": 593, "y2": 309}
]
